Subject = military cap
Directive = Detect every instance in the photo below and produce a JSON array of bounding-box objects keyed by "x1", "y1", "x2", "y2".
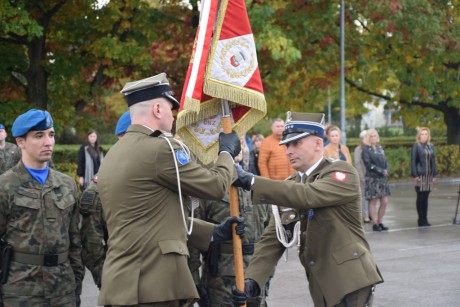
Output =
[
  {"x1": 115, "y1": 110, "x2": 131, "y2": 136},
  {"x1": 280, "y1": 111, "x2": 325, "y2": 145},
  {"x1": 0, "y1": 123, "x2": 5, "y2": 130},
  {"x1": 12, "y1": 109, "x2": 54, "y2": 138},
  {"x1": 120, "y1": 72, "x2": 180, "y2": 110}
]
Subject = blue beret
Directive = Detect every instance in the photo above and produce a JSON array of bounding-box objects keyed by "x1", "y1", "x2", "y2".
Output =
[
  {"x1": 280, "y1": 112, "x2": 325, "y2": 145},
  {"x1": 0, "y1": 123, "x2": 5, "y2": 130},
  {"x1": 12, "y1": 109, "x2": 54, "y2": 138},
  {"x1": 115, "y1": 111, "x2": 131, "y2": 136}
]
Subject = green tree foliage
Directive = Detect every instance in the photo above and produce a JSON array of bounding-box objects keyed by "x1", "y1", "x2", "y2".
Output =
[
  {"x1": 0, "y1": 0, "x2": 459, "y2": 145},
  {"x1": 0, "y1": 0, "x2": 192, "y2": 137},
  {"x1": 246, "y1": 0, "x2": 459, "y2": 144}
]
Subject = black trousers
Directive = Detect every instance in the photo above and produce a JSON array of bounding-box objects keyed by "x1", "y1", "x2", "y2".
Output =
[{"x1": 415, "y1": 186, "x2": 430, "y2": 225}]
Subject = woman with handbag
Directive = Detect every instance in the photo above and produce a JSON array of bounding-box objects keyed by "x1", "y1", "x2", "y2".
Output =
[{"x1": 411, "y1": 127, "x2": 437, "y2": 227}]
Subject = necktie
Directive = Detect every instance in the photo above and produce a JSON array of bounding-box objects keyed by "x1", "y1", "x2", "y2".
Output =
[{"x1": 301, "y1": 175, "x2": 307, "y2": 184}]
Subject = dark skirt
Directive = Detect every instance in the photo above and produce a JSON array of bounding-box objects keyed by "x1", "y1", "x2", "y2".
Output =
[{"x1": 365, "y1": 177, "x2": 391, "y2": 200}]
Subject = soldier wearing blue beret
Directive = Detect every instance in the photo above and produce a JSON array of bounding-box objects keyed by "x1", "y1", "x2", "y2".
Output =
[
  {"x1": 0, "y1": 109, "x2": 84, "y2": 306},
  {"x1": 232, "y1": 112, "x2": 384, "y2": 307},
  {"x1": 0, "y1": 123, "x2": 21, "y2": 175},
  {"x1": 97, "y1": 73, "x2": 245, "y2": 306},
  {"x1": 114, "y1": 110, "x2": 131, "y2": 137}
]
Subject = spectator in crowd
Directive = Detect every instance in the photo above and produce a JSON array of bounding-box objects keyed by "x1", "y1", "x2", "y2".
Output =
[
  {"x1": 80, "y1": 110, "x2": 131, "y2": 291},
  {"x1": 323, "y1": 125, "x2": 352, "y2": 163},
  {"x1": 77, "y1": 129, "x2": 104, "y2": 190},
  {"x1": 245, "y1": 134, "x2": 253, "y2": 151},
  {"x1": 354, "y1": 130, "x2": 370, "y2": 223},
  {"x1": 0, "y1": 123, "x2": 21, "y2": 175},
  {"x1": 362, "y1": 129, "x2": 390, "y2": 232},
  {"x1": 192, "y1": 151, "x2": 273, "y2": 307},
  {"x1": 0, "y1": 109, "x2": 83, "y2": 306},
  {"x1": 248, "y1": 134, "x2": 264, "y2": 176},
  {"x1": 232, "y1": 111, "x2": 383, "y2": 307},
  {"x1": 411, "y1": 127, "x2": 437, "y2": 227},
  {"x1": 239, "y1": 135, "x2": 250, "y2": 171},
  {"x1": 258, "y1": 118, "x2": 295, "y2": 180}
]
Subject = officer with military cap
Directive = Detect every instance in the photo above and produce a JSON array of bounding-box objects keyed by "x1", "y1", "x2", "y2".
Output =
[
  {"x1": 232, "y1": 112, "x2": 383, "y2": 307},
  {"x1": 0, "y1": 109, "x2": 84, "y2": 306},
  {"x1": 0, "y1": 123, "x2": 21, "y2": 175},
  {"x1": 97, "y1": 73, "x2": 244, "y2": 307}
]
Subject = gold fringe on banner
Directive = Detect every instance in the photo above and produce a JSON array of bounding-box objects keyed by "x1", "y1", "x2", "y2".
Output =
[{"x1": 175, "y1": 0, "x2": 267, "y2": 165}]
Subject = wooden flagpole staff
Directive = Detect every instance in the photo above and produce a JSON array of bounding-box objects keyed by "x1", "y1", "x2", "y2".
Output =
[{"x1": 221, "y1": 99, "x2": 246, "y2": 305}]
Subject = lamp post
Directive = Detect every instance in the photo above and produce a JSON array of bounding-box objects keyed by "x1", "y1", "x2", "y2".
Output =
[{"x1": 340, "y1": 0, "x2": 346, "y2": 144}]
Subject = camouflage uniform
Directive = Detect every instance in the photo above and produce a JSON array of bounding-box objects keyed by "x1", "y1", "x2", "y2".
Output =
[
  {"x1": 193, "y1": 188, "x2": 272, "y2": 307},
  {"x1": 0, "y1": 142, "x2": 21, "y2": 175},
  {"x1": 79, "y1": 177, "x2": 107, "y2": 289},
  {"x1": 0, "y1": 162, "x2": 84, "y2": 306}
]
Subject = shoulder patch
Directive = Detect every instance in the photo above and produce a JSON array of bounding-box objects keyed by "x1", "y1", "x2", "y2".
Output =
[
  {"x1": 175, "y1": 149, "x2": 189, "y2": 165},
  {"x1": 332, "y1": 171, "x2": 348, "y2": 182}
]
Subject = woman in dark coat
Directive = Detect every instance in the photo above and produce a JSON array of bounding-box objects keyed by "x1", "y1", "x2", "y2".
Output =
[
  {"x1": 411, "y1": 127, "x2": 437, "y2": 227},
  {"x1": 362, "y1": 129, "x2": 390, "y2": 232},
  {"x1": 77, "y1": 129, "x2": 104, "y2": 190}
]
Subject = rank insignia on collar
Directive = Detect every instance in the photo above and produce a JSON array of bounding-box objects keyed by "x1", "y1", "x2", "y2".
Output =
[
  {"x1": 333, "y1": 171, "x2": 347, "y2": 182},
  {"x1": 176, "y1": 150, "x2": 189, "y2": 165}
]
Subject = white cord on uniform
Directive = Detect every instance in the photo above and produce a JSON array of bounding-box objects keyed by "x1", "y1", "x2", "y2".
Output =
[
  {"x1": 272, "y1": 205, "x2": 301, "y2": 262},
  {"x1": 272, "y1": 205, "x2": 301, "y2": 248},
  {"x1": 161, "y1": 136, "x2": 195, "y2": 236}
]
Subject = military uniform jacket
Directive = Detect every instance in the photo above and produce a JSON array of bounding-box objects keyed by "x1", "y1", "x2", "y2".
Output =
[
  {"x1": 97, "y1": 125, "x2": 236, "y2": 305},
  {"x1": 0, "y1": 162, "x2": 84, "y2": 300},
  {"x1": 0, "y1": 142, "x2": 21, "y2": 175},
  {"x1": 246, "y1": 158, "x2": 383, "y2": 306}
]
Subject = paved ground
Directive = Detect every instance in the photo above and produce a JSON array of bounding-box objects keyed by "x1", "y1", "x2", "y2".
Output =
[{"x1": 81, "y1": 180, "x2": 460, "y2": 306}]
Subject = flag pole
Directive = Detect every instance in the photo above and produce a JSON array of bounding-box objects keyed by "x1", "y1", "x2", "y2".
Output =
[{"x1": 221, "y1": 99, "x2": 246, "y2": 303}]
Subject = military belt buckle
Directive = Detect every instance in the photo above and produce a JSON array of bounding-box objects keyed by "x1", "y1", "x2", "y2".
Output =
[{"x1": 44, "y1": 254, "x2": 59, "y2": 266}]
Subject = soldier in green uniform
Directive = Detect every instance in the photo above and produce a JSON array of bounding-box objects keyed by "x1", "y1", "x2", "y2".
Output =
[
  {"x1": 232, "y1": 112, "x2": 384, "y2": 307},
  {"x1": 80, "y1": 110, "x2": 131, "y2": 291},
  {"x1": 97, "y1": 73, "x2": 244, "y2": 307},
  {"x1": 0, "y1": 109, "x2": 84, "y2": 306},
  {"x1": 192, "y1": 152, "x2": 273, "y2": 307},
  {"x1": 0, "y1": 123, "x2": 21, "y2": 175}
]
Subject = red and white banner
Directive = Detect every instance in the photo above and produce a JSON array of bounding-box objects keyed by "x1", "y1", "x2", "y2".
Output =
[{"x1": 177, "y1": 0, "x2": 266, "y2": 165}]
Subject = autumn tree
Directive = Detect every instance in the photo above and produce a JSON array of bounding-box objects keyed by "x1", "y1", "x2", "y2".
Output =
[
  {"x1": 0, "y1": 0, "x2": 193, "y2": 136},
  {"x1": 246, "y1": 0, "x2": 459, "y2": 144}
]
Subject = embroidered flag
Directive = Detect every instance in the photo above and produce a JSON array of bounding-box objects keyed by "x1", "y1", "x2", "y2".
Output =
[
  {"x1": 176, "y1": 0, "x2": 266, "y2": 165},
  {"x1": 333, "y1": 171, "x2": 348, "y2": 182}
]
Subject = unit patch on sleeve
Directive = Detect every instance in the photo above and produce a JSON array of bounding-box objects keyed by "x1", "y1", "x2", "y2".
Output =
[
  {"x1": 176, "y1": 149, "x2": 189, "y2": 165},
  {"x1": 332, "y1": 171, "x2": 347, "y2": 182}
]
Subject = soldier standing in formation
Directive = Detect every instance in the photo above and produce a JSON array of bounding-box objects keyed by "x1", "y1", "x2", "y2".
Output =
[
  {"x1": 232, "y1": 112, "x2": 383, "y2": 307},
  {"x1": 0, "y1": 109, "x2": 84, "y2": 306},
  {"x1": 96, "y1": 72, "x2": 244, "y2": 307},
  {"x1": 0, "y1": 123, "x2": 21, "y2": 175},
  {"x1": 80, "y1": 110, "x2": 131, "y2": 293},
  {"x1": 192, "y1": 150, "x2": 273, "y2": 307}
]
